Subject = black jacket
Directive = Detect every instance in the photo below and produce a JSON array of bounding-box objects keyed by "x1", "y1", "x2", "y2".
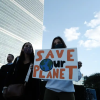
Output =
[
  {"x1": 0, "y1": 64, "x2": 13, "y2": 93},
  {"x1": 4, "y1": 57, "x2": 40, "y2": 100}
]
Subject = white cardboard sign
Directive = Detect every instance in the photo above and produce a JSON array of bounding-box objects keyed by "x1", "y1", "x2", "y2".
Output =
[{"x1": 32, "y1": 48, "x2": 78, "y2": 81}]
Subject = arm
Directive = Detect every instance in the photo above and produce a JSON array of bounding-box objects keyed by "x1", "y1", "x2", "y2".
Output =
[
  {"x1": 0, "y1": 65, "x2": 4, "y2": 79},
  {"x1": 77, "y1": 61, "x2": 82, "y2": 81},
  {"x1": 78, "y1": 69, "x2": 82, "y2": 81},
  {"x1": 0, "y1": 65, "x2": 4, "y2": 90}
]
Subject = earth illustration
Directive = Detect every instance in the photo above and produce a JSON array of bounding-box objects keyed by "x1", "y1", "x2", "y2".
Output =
[{"x1": 40, "y1": 59, "x2": 53, "y2": 71}]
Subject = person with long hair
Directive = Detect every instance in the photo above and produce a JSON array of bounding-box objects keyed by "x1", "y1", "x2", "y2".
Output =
[
  {"x1": 43, "y1": 36, "x2": 82, "y2": 100},
  {"x1": 3, "y1": 42, "x2": 40, "y2": 100}
]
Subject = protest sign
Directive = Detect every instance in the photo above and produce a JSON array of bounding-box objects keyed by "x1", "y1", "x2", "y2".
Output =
[{"x1": 33, "y1": 48, "x2": 78, "y2": 81}]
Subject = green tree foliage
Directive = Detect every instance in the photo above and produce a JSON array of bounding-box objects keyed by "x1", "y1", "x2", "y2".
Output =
[{"x1": 83, "y1": 73, "x2": 100, "y2": 89}]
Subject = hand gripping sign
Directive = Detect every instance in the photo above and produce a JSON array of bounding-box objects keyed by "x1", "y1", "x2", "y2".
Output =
[{"x1": 32, "y1": 48, "x2": 78, "y2": 81}]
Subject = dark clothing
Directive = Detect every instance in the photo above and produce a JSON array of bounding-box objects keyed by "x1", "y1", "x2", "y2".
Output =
[
  {"x1": 0, "y1": 64, "x2": 13, "y2": 100},
  {"x1": 0, "y1": 64, "x2": 13, "y2": 86},
  {"x1": 11, "y1": 62, "x2": 30, "y2": 84},
  {"x1": 4, "y1": 57, "x2": 40, "y2": 100},
  {"x1": 44, "y1": 89, "x2": 75, "y2": 100}
]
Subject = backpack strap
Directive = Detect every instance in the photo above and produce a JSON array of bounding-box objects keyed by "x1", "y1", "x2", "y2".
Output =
[
  {"x1": 13, "y1": 57, "x2": 19, "y2": 74},
  {"x1": 25, "y1": 63, "x2": 33, "y2": 82},
  {"x1": 16, "y1": 57, "x2": 19, "y2": 63}
]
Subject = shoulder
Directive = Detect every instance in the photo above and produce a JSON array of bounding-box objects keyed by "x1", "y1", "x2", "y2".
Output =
[
  {"x1": 13, "y1": 56, "x2": 20, "y2": 63},
  {"x1": 0, "y1": 64, "x2": 10, "y2": 72},
  {"x1": 15, "y1": 56, "x2": 19, "y2": 60},
  {"x1": 0, "y1": 64, "x2": 7, "y2": 69}
]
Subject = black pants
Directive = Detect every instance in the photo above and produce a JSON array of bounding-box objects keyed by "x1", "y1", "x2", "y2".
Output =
[{"x1": 44, "y1": 89, "x2": 75, "y2": 100}]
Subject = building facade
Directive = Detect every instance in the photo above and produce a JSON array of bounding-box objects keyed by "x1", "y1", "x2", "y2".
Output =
[{"x1": 0, "y1": 0, "x2": 44, "y2": 66}]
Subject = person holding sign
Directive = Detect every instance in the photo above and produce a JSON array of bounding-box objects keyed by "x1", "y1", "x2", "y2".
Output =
[
  {"x1": 2, "y1": 42, "x2": 40, "y2": 100},
  {"x1": 43, "y1": 36, "x2": 82, "y2": 100}
]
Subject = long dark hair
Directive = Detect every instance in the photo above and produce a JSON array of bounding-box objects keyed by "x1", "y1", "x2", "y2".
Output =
[
  {"x1": 51, "y1": 36, "x2": 67, "y2": 49},
  {"x1": 19, "y1": 42, "x2": 34, "y2": 63}
]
